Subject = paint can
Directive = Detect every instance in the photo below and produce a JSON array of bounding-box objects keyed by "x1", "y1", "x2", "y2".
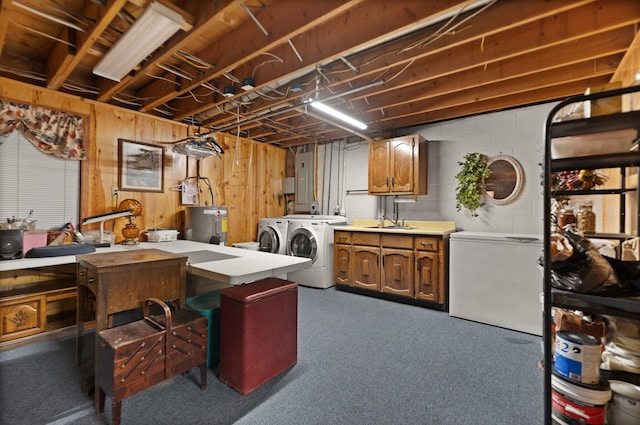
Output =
[
  {"x1": 551, "y1": 373, "x2": 611, "y2": 425},
  {"x1": 607, "y1": 380, "x2": 640, "y2": 425},
  {"x1": 555, "y1": 331, "x2": 601, "y2": 384}
]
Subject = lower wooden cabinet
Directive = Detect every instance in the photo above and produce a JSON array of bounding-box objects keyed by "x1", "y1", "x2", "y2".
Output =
[
  {"x1": 352, "y1": 232, "x2": 380, "y2": 290},
  {"x1": 381, "y1": 248, "x2": 414, "y2": 296},
  {"x1": 334, "y1": 230, "x2": 450, "y2": 308},
  {"x1": 0, "y1": 281, "x2": 78, "y2": 343},
  {"x1": 415, "y1": 252, "x2": 439, "y2": 301},
  {"x1": 0, "y1": 294, "x2": 46, "y2": 342},
  {"x1": 353, "y1": 246, "x2": 380, "y2": 290}
]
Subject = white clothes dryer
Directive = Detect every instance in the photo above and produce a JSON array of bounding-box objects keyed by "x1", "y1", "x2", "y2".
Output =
[
  {"x1": 285, "y1": 215, "x2": 347, "y2": 289},
  {"x1": 257, "y1": 217, "x2": 288, "y2": 255}
]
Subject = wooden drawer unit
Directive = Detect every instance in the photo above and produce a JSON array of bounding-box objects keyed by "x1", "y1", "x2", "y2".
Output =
[
  {"x1": 0, "y1": 293, "x2": 46, "y2": 342},
  {"x1": 334, "y1": 231, "x2": 352, "y2": 245},
  {"x1": 381, "y1": 234, "x2": 414, "y2": 249},
  {"x1": 97, "y1": 298, "x2": 207, "y2": 425},
  {"x1": 415, "y1": 237, "x2": 439, "y2": 252},
  {"x1": 352, "y1": 232, "x2": 380, "y2": 246},
  {"x1": 334, "y1": 232, "x2": 352, "y2": 286},
  {"x1": 334, "y1": 229, "x2": 451, "y2": 309}
]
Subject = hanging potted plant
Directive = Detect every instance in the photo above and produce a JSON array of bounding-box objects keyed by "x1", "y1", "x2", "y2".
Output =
[{"x1": 455, "y1": 152, "x2": 491, "y2": 216}]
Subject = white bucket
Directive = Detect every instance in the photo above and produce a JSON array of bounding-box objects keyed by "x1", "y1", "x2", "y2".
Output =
[
  {"x1": 555, "y1": 331, "x2": 601, "y2": 384},
  {"x1": 607, "y1": 380, "x2": 640, "y2": 425},
  {"x1": 551, "y1": 373, "x2": 611, "y2": 425}
]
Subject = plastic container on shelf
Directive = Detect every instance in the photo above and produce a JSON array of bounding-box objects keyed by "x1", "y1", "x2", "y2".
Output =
[
  {"x1": 607, "y1": 380, "x2": 640, "y2": 425},
  {"x1": 551, "y1": 373, "x2": 611, "y2": 425}
]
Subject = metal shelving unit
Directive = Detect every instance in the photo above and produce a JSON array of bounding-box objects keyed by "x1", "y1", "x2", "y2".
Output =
[{"x1": 543, "y1": 85, "x2": 640, "y2": 424}]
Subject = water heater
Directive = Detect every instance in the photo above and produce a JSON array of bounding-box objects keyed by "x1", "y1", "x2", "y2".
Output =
[{"x1": 185, "y1": 206, "x2": 228, "y2": 245}]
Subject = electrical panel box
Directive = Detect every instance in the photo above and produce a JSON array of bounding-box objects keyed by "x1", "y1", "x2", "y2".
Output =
[
  {"x1": 282, "y1": 177, "x2": 295, "y2": 195},
  {"x1": 294, "y1": 151, "x2": 314, "y2": 212}
]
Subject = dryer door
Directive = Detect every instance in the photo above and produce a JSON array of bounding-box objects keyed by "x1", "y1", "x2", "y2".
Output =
[
  {"x1": 258, "y1": 227, "x2": 280, "y2": 253},
  {"x1": 288, "y1": 227, "x2": 318, "y2": 262}
]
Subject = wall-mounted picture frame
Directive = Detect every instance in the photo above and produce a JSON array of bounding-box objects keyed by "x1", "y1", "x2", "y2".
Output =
[{"x1": 118, "y1": 139, "x2": 164, "y2": 193}]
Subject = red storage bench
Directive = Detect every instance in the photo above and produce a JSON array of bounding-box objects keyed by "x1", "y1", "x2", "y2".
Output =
[{"x1": 218, "y1": 278, "x2": 298, "y2": 395}]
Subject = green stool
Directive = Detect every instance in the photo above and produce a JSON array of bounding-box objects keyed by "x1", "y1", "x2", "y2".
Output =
[{"x1": 186, "y1": 290, "x2": 221, "y2": 367}]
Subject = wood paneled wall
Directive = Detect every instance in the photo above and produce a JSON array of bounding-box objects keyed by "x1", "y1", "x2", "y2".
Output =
[{"x1": 0, "y1": 77, "x2": 287, "y2": 247}]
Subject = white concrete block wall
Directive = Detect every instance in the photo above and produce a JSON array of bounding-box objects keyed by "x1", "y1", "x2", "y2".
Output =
[{"x1": 317, "y1": 102, "x2": 557, "y2": 233}]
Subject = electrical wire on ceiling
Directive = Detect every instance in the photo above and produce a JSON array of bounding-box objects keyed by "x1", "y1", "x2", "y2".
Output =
[
  {"x1": 324, "y1": 0, "x2": 497, "y2": 85},
  {"x1": 157, "y1": 62, "x2": 195, "y2": 81},
  {"x1": 172, "y1": 50, "x2": 213, "y2": 70},
  {"x1": 0, "y1": 65, "x2": 46, "y2": 82},
  {"x1": 252, "y1": 52, "x2": 284, "y2": 78},
  {"x1": 9, "y1": 19, "x2": 75, "y2": 46},
  {"x1": 61, "y1": 82, "x2": 100, "y2": 95}
]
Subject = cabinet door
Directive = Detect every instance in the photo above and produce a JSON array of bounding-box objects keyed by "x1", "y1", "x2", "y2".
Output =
[
  {"x1": 352, "y1": 246, "x2": 380, "y2": 290},
  {"x1": 389, "y1": 137, "x2": 415, "y2": 193},
  {"x1": 415, "y1": 252, "x2": 439, "y2": 302},
  {"x1": 0, "y1": 294, "x2": 46, "y2": 342},
  {"x1": 368, "y1": 140, "x2": 390, "y2": 193},
  {"x1": 381, "y1": 249, "x2": 414, "y2": 297},
  {"x1": 334, "y1": 243, "x2": 352, "y2": 286}
]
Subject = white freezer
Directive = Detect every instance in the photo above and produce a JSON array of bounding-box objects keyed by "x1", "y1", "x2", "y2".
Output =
[{"x1": 449, "y1": 231, "x2": 543, "y2": 335}]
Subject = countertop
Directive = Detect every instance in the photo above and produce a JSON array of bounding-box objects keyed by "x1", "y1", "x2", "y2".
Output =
[
  {"x1": 334, "y1": 219, "x2": 456, "y2": 236},
  {"x1": 0, "y1": 240, "x2": 311, "y2": 285}
]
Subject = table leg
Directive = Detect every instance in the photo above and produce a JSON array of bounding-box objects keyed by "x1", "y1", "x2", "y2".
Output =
[{"x1": 75, "y1": 284, "x2": 86, "y2": 366}]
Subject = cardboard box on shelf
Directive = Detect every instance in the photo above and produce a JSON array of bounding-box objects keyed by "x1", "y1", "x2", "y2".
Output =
[{"x1": 554, "y1": 308, "x2": 606, "y2": 342}]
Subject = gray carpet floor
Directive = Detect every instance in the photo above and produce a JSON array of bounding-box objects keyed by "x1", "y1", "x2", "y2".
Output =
[{"x1": 0, "y1": 286, "x2": 543, "y2": 425}]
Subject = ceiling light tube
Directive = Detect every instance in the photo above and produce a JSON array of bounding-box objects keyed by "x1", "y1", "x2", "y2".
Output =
[
  {"x1": 301, "y1": 108, "x2": 373, "y2": 142},
  {"x1": 309, "y1": 101, "x2": 368, "y2": 130},
  {"x1": 93, "y1": 2, "x2": 187, "y2": 82}
]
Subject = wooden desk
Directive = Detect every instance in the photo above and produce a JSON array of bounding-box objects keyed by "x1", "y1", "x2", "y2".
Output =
[{"x1": 75, "y1": 249, "x2": 187, "y2": 409}]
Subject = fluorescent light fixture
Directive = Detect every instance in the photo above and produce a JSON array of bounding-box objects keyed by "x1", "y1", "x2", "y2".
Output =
[
  {"x1": 93, "y1": 2, "x2": 186, "y2": 82},
  {"x1": 309, "y1": 101, "x2": 368, "y2": 130}
]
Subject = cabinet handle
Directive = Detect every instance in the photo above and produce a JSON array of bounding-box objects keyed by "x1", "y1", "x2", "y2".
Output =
[
  {"x1": 386, "y1": 176, "x2": 389, "y2": 187},
  {"x1": 391, "y1": 177, "x2": 395, "y2": 186},
  {"x1": 88, "y1": 278, "x2": 94, "y2": 283},
  {"x1": 79, "y1": 270, "x2": 85, "y2": 277},
  {"x1": 420, "y1": 242, "x2": 434, "y2": 248}
]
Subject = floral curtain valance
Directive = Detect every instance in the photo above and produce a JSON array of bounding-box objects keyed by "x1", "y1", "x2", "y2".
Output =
[{"x1": 0, "y1": 100, "x2": 86, "y2": 159}]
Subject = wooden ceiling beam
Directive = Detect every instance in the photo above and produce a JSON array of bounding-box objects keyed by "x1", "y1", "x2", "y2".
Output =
[
  {"x1": 317, "y1": 0, "x2": 595, "y2": 88},
  {"x1": 385, "y1": 76, "x2": 612, "y2": 130},
  {"x1": 201, "y1": 0, "x2": 602, "y2": 132},
  {"x1": 167, "y1": 0, "x2": 479, "y2": 120},
  {"x1": 46, "y1": 0, "x2": 129, "y2": 90},
  {"x1": 362, "y1": 26, "x2": 633, "y2": 113},
  {"x1": 140, "y1": 0, "x2": 365, "y2": 113},
  {"x1": 375, "y1": 58, "x2": 618, "y2": 125},
  {"x1": 96, "y1": 0, "x2": 239, "y2": 102},
  {"x1": 340, "y1": 2, "x2": 640, "y2": 107},
  {"x1": 216, "y1": 18, "x2": 636, "y2": 138},
  {"x1": 0, "y1": 0, "x2": 12, "y2": 59}
]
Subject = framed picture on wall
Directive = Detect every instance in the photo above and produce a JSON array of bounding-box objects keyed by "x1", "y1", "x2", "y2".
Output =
[{"x1": 118, "y1": 139, "x2": 164, "y2": 192}]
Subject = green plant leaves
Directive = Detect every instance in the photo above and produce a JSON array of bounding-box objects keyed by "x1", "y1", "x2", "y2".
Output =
[{"x1": 455, "y1": 152, "x2": 491, "y2": 216}]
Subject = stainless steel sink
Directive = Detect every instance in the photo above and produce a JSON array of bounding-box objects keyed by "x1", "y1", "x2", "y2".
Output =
[{"x1": 363, "y1": 225, "x2": 415, "y2": 230}]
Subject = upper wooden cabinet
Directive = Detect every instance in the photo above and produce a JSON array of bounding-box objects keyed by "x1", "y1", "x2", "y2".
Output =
[{"x1": 368, "y1": 135, "x2": 427, "y2": 195}]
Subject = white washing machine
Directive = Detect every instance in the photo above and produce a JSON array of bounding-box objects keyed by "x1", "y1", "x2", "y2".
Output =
[
  {"x1": 285, "y1": 215, "x2": 347, "y2": 289},
  {"x1": 257, "y1": 217, "x2": 288, "y2": 255}
]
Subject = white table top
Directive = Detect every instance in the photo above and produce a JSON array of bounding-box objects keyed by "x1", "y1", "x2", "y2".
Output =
[{"x1": 0, "y1": 240, "x2": 311, "y2": 285}]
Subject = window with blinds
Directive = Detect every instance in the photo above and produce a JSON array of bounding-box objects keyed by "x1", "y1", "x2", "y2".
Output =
[{"x1": 0, "y1": 131, "x2": 80, "y2": 231}]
